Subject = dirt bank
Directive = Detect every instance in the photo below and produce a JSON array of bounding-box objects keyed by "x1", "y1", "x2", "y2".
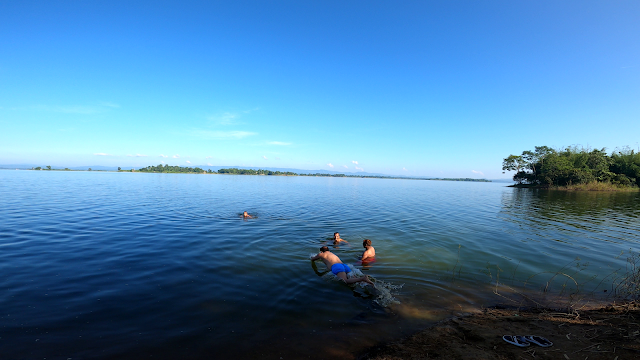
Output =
[{"x1": 359, "y1": 304, "x2": 640, "y2": 360}]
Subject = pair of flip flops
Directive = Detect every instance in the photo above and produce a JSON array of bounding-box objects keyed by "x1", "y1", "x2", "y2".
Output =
[{"x1": 503, "y1": 335, "x2": 553, "y2": 347}]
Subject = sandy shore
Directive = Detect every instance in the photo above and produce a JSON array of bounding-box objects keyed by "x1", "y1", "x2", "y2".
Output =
[{"x1": 359, "y1": 303, "x2": 640, "y2": 359}]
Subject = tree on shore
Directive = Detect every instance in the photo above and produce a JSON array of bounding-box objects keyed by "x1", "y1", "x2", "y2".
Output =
[{"x1": 503, "y1": 146, "x2": 639, "y2": 187}]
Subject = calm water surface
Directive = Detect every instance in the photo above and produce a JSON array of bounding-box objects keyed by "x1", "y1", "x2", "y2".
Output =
[{"x1": 1, "y1": 170, "x2": 638, "y2": 359}]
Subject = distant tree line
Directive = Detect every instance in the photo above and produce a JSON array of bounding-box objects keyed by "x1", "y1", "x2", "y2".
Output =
[
  {"x1": 138, "y1": 164, "x2": 209, "y2": 173},
  {"x1": 218, "y1": 168, "x2": 297, "y2": 176},
  {"x1": 135, "y1": 164, "x2": 491, "y2": 182},
  {"x1": 503, "y1": 146, "x2": 640, "y2": 187},
  {"x1": 31, "y1": 166, "x2": 73, "y2": 171}
]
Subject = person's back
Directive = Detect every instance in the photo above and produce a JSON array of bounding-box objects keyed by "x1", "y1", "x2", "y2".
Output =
[
  {"x1": 316, "y1": 247, "x2": 342, "y2": 268},
  {"x1": 311, "y1": 246, "x2": 374, "y2": 286},
  {"x1": 361, "y1": 239, "x2": 375, "y2": 261}
]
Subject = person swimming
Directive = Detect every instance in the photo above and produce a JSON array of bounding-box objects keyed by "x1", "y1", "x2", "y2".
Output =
[
  {"x1": 360, "y1": 239, "x2": 375, "y2": 262},
  {"x1": 311, "y1": 246, "x2": 374, "y2": 286},
  {"x1": 242, "y1": 211, "x2": 253, "y2": 219},
  {"x1": 332, "y1": 232, "x2": 348, "y2": 245}
]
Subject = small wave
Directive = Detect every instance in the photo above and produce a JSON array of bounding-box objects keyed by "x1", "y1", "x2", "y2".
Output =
[
  {"x1": 372, "y1": 279, "x2": 404, "y2": 307},
  {"x1": 320, "y1": 264, "x2": 403, "y2": 307}
]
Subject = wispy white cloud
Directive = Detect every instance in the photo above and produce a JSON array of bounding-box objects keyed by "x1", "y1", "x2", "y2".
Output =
[
  {"x1": 126, "y1": 154, "x2": 134, "y2": 157},
  {"x1": 51, "y1": 105, "x2": 100, "y2": 114},
  {"x1": 161, "y1": 161, "x2": 165, "y2": 164},
  {"x1": 327, "y1": 163, "x2": 334, "y2": 168},
  {"x1": 172, "y1": 154, "x2": 180, "y2": 158},
  {"x1": 267, "y1": 141, "x2": 292, "y2": 146},
  {"x1": 206, "y1": 156, "x2": 213, "y2": 159},
  {"x1": 207, "y1": 163, "x2": 213, "y2": 166},
  {"x1": 402, "y1": 167, "x2": 408, "y2": 171},
  {"x1": 191, "y1": 130, "x2": 257, "y2": 140},
  {"x1": 186, "y1": 160, "x2": 192, "y2": 164},
  {"x1": 355, "y1": 166, "x2": 364, "y2": 171},
  {"x1": 242, "y1": 107, "x2": 260, "y2": 114},
  {"x1": 208, "y1": 112, "x2": 239, "y2": 126},
  {"x1": 472, "y1": 170, "x2": 484, "y2": 176},
  {"x1": 262, "y1": 155, "x2": 268, "y2": 160},
  {"x1": 352, "y1": 160, "x2": 358, "y2": 165},
  {"x1": 94, "y1": 153, "x2": 112, "y2": 156},
  {"x1": 159, "y1": 154, "x2": 168, "y2": 158},
  {"x1": 136, "y1": 154, "x2": 147, "y2": 157},
  {"x1": 100, "y1": 102, "x2": 120, "y2": 108},
  {"x1": 342, "y1": 165, "x2": 348, "y2": 169}
]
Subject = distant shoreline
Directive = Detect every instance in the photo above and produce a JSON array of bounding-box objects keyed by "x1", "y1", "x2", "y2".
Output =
[{"x1": 12, "y1": 166, "x2": 492, "y2": 183}]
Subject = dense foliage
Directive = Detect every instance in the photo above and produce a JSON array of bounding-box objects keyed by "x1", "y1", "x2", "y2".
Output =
[
  {"x1": 503, "y1": 146, "x2": 640, "y2": 187},
  {"x1": 138, "y1": 164, "x2": 208, "y2": 173},
  {"x1": 217, "y1": 168, "x2": 297, "y2": 176}
]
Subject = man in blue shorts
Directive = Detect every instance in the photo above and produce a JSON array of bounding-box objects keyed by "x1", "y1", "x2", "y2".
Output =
[{"x1": 311, "y1": 246, "x2": 374, "y2": 286}]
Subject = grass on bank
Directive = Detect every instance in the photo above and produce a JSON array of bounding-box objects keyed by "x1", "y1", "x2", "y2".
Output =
[
  {"x1": 553, "y1": 181, "x2": 640, "y2": 192},
  {"x1": 509, "y1": 181, "x2": 639, "y2": 191},
  {"x1": 452, "y1": 247, "x2": 640, "y2": 311}
]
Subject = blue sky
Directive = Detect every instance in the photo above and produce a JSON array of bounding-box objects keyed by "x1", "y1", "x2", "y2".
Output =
[{"x1": 1, "y1": 1, "x2": 638, "y2": 178}]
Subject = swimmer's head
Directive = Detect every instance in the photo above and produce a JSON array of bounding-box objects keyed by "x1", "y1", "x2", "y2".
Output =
[
  {"x1": 243, "y1": 211, "x2": 248, "y2": 216},
  {"x1": 333, "y1": 232, "x2": 339, "y2": 238},
  {"x1": 363, "y1": 239, "x2": 372, "y2": 247},
  {"x1": 320, "y1": 246, "x2": 329, "y2": 252}
]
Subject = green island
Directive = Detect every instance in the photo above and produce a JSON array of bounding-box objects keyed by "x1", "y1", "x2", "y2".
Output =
[
  {"x1": 133, "y1": 164, "x2": 491, "y2": 182},
  {"x1": 503, "y1": 146, "x2": 640, "y2": 191}
]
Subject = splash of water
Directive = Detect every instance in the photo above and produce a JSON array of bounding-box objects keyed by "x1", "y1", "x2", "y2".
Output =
[{"x1": 319, "y1": 264, "x2": 404, "y2": 307}]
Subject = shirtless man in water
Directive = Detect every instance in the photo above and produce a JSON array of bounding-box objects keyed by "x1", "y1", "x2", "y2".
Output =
[
  {"x1": 361, "y1": 239, "x2": 376, "y2": 261},
  {"x1": 242, "y1": 211, "x2": 253, "y2": 219},
  {"x1": 332, "y1": 232, "x2": 348, "y2": 245},
  {"x1": 311, "y1": 246, "x2": 374, "y2": 286}
]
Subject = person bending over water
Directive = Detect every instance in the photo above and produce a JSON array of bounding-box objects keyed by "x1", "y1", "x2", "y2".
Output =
[
  {"x1": 332, "y1": 232, "x2": 348, "y2": 245},
  {"x1": 311, "y1": 246, "x2": 374, "y2": 286},
  {"x1": 361, "y1": 239, "x2": 375, "y2": 262},
  {"x1": 243, "y1": 211, "x2": 253, "y2": 219}
]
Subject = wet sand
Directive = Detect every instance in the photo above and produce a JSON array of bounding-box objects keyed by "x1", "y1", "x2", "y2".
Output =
[{"x1": 359, "y1": 303, "x2": 640, "y2": 360}]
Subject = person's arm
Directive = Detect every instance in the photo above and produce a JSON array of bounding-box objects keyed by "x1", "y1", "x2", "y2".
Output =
[{"x1": 310, "y1": 253, "x2": 321, "y2": 261}]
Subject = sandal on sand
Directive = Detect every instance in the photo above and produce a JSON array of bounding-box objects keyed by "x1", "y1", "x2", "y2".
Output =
[
  {"x1": 523, "y1": 335, "x2": 553, "y2": 347},
  {"x1": 502, "y1": 335, "x2": 530, "y2": 347}
]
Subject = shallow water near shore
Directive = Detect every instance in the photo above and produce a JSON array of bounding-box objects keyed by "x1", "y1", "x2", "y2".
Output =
[{"x1": 1, "y1": 170, "x2": 639, "y2": 359}]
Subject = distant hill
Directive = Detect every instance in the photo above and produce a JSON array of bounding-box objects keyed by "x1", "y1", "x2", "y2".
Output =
[
  {"x1": 0, "y1": 164, "x2": 124, "y2": 171},
  {"x1": 0, "y1": 163, "x2": 388, "y2": 175}
]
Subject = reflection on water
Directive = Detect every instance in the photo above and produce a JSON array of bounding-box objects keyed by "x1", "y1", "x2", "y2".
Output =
[
  {"x1": 494, "y1": 188, "x2": 640, "y2": 306},
  {"x1": 500, "y1": 188, "x2": 639, "y2": 247},
  {"x1": 0, "y1": 170, "x2": 639, "y2": 359}
]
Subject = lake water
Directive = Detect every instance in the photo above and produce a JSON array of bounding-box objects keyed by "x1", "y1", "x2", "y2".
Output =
[{"x1": 1, "y1": 170, "x2": 639, "y2": 359}]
